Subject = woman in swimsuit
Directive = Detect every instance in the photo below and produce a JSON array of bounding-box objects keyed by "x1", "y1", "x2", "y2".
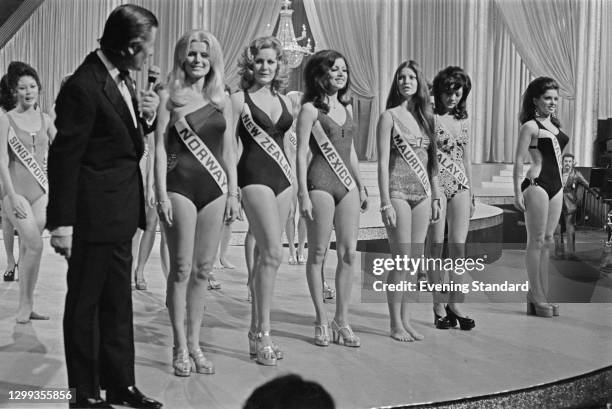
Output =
[
  {"x1": 514, "y1": 77, "x2": 568, "y2": 317},
  {"x1": 155, "y1": 30, "x2": 239, "y2": 376},
  {"x1": 428, "y1": 66, "x2": 475, "y2": 331},
  {"x1": 376, "y1": 60, "x2": 440, "y2": 341},
  {"x1": 0, "y1": 61, "x2": 55, "y2": 323},
  {"x1": 0, "y1": 72, "x2": 22, "y2": 283},
  {"x1": 297, "y1": 50, "x2": 368, "y2": 348},
  {"x1": 231, "y1": 36, "x2": 293, "y2": 366}
]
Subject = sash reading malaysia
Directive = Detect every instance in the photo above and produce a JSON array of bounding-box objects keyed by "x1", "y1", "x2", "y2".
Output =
[
  {"x1": 390, "y1": 116, "x2": 431, "y2": 196},
  {"x1": 174, "y1": 116, "x2": 227, "y2": 192},
  {"x1": 241, "y1": 104, "x2": 292, "y2": 183},
  {"x1": 538, "y1": 128, "x2": 563, "y2": 186},
  {"x1": 310, "y1": 121, "x2": 355, "y2": 191},
  {"x1": 8, "y1": 127, "x2": 47, "y2": 193}
]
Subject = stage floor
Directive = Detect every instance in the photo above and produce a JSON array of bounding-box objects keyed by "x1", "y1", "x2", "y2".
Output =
[{"x1": 1, "y1": 231, "x2": 612, "y2": 409}]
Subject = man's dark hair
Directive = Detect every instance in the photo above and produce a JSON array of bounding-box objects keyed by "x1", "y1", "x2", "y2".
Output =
[
  {"x1": 99, "y1": 4, "x2": 158, "y2": 56},
  {"x1": 563, "y1": 153, "x2": 575, "y2": 160}
]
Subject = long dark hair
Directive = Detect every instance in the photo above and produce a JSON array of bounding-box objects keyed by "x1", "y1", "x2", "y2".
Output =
[
  {"x1": 1, "y1": 61, "x2": 42, "y2": 111},
  {"x1": 519, "y1": 76, "x2": 561, "y2": 128},
  {"x1": 302, "y1": 50, "x2": 351, "y2": 114},
  {"x1": 432, "y1": 66, "x2": 471, "y2": 120},
  {"x1": 386, "y1": 60, "x2": 437, "y2": 176}
]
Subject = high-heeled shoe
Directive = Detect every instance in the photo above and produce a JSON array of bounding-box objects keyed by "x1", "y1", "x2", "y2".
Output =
[
  {"x1": 526, "y1": 293, "x2": 553, "y2": 318},
  {"x1": 322, "y1": 281, "x2": 335, "y2": 302},
  {"x1": 207, "y1": 276, "x2": 221, "y2": 290},
  {"x1": 172, "y1": 348, "x2": 191, "y2": 377},
  {"x1": 253, "y1": 332, "x2": 277, "y2": 366},
  {"x1": 189, "y1": 348, "x2": 215, "y2": 374},
  {"x1": 331, "y1": 320, "x2": 360, "y2": 347},
  {"x1": 549, "y1": 303, "x2": 559, "y2": 316},
  {"x1": 433, "y1": 308, "x2": 451, "y2": 329},
  {"x1": 288, "y1": 254, "x2": 297, "y2": 265},
  {"x1": 135, "y1": 279, "x2": 147, "y2": 291},
  {"x1": 297, "y1": 254, "x2": 306, "y2": 265},
  {"x1": 3, "y1": 266, "x2": 15, "y2": 281},
  {"x1": 445, "y1": 305, "x2": 475, "y2": 330},
  {"x1": 314, "y1": 323, "x2": 331, "y2": 346},
  {"x1": 248, "y1": 331, "x2": 283, "y2": 359}
]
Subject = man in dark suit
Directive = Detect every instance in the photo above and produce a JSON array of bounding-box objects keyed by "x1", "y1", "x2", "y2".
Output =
[{"x1": 47, "y1": 5, "x2": 162, "y2": 408}]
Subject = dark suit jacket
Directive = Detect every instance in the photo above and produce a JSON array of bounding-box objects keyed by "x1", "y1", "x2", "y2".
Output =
[{"x1": 47, "y1": 52, "x2": 152, "y2": 242}]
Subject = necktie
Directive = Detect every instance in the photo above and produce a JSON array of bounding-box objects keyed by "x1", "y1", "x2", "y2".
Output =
[{"x1": 119, "y1": 70, "x2": 139, "y2": 112}]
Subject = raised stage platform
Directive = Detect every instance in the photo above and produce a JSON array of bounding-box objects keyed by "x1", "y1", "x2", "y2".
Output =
[{"x1": 1, "y1": 231, "x2": 612, "y2": 409}]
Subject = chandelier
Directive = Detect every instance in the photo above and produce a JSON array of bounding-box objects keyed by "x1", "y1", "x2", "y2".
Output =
[{"x1": 274, "y1": 0, "x2": 313, "y2": 69}]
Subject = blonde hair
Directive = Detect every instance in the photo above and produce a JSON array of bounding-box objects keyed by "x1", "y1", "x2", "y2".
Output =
[
  {"x1": 237, "y1": 36, "x2": 289, "y2": 93},
  {"x1": 167, "y1": 30, "x2": 225, "y2": 107}
]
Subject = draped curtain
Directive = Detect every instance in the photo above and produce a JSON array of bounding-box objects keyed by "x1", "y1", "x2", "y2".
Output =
[
  {"x1": 196, "y1": 0, "x2": 282, "y2": 90},
  {"x1": 599, "y1": 0, "x2": 612, "y2": 119},
  {"x1": 304, "y1": 0, "x2": 380, "y2": 159},
  {"x1": 495, "y1": 0, "x2": 602, "y2": 165}
]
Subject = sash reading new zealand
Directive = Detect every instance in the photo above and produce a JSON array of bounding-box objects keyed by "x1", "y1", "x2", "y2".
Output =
[
  {"x1": 537, "y1": 128, "x2": 563, "y2": 186},
  {"x1": 174, "y1": 116, "x2": 227, "y2": 192},
  {"x1": 7, "y1": 127, "x2": 47, "y2": 193},
  {"x1": 241, "y1": 104, "x2": 292, "y2": 183},
  {"x1": 390, "y1": 114, "x2": 431, "y2": 196},
  {"x1": 311, "y1": 121, "x2": 355, "y2": 191}
]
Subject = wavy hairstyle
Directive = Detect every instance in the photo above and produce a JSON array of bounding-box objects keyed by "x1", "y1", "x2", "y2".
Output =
[
  {"x1": 3, "y1": 61, "x2": 42, "y2": 111},
  {"x1": 302, "y1": 50, "x2": 351, "y2": 114},
  {"x1": 386, "y1": 60, "x2": 437, "y2": 175},
  {"x1": 238, "y1": 36, "x2": 289, "y2": 93},
  {"x1": 519, "y1": 76, "x2": 561, "y2": 128},
  {"x1": 167, "y1": 30, "x2": 225, "y2": 108},
  {"x1": 432, "y1": 66, "x2": 471, "y2": 120}
]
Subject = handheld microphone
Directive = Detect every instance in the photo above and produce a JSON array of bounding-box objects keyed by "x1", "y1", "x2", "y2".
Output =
[{"x1": 147, "y1": 65, "x2": 160, "y2": 91}]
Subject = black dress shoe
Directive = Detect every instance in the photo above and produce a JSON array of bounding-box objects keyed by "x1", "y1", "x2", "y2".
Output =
[
  {"x1": 106, "y1": 385, "x2": 162, "y2": 409},
  {"x1": 69, "y1": 397, "x2": 112, "y2": 408}
]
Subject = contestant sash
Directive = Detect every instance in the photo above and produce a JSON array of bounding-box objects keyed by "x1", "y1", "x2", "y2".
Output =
[
  {"x1": 390, "y1": 113, "x2": 431, "y2": 196},
  {"x1": 241, "y1": 104, "x2": 292, "y2": 183},
  {"x1": 310, "y1": 121, "x2": 355, "y2": 191},
  {"x1": 436, "y1": 121, "x2": 469, "y2": 189},
  {"x1": 174, "y1": 116, "x2": 227, "y2": 193},
  {"x1": 7, "y1": 127, "x2": 47, "y2": 193},
  {"x1": 538, "y1": 128, "x2": 563, "y2": 186}
]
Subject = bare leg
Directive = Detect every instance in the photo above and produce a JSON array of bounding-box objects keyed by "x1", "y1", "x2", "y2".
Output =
[
  {"x1": 164, "y1": 193, "x2": 197, "y2": 351},
  {"x1": 332, "y1": 189, "x2": 360, "y2": 328},
  {"x1": 242, "y1": 185, "x2": 292, "y2": 354},
  {"x1": 285, "y1": 198, "x2": 297, "y2": 263},
  {"x1": 187, "y1": 196, "x2": 225, "y2": 353},
  {"x1": 523, "y1": 186, "x2": 551, "y2": 306},
  {"x1": 4, "y1": 195, "x2": 47, "y2": 323},
  {"x1": 2, "y1": 208, "x2": 16, "y2": 272},
  {"x1": 160, "y1": 228, "x2": 169, "y2": 280},
  {"x1": 539, "y1": 192, "x2": 563, "y2": 300},
  {"x1": 218, "y1": 222, "x2": 235, "y2": 268},
  {"x1": 446, "y1": 190, "x2": 471, "y2": 317},
  {"x1": 427, "y1": 196, "x2": 448, "y2": 319},
  {"x1": 305, "y1": 191, "x2": 334, "y2": 326},
  {"x1": 297, "y1": 215, "x2": 307, "y2": 263},
  {"x1": 134, "y1": 207, "x2": 159, "y2": 286}
]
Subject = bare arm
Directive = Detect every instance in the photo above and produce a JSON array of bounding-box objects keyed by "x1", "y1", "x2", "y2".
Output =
[
  {"x1": 513, "y1": 121, "x2": 538, "y2": 211},
  {"x1": 154, "y1": 90, "x2": 171, "y2": 223},
  {"x1": 296, "y1": 103, "x2": 318, "y2": 219},
  {"x1": 220, "y1": 96, "x2": 240, "y2": 221},
  {"x1": 0, "y1": 115, "x2": 16, "y2": 198},
  {"x1": 376, "y1": 111, "x2": 393, "y2": 207}
]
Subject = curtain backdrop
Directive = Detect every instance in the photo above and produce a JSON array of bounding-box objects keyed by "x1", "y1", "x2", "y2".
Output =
[
  {"x1": 304, "y1": 0, "x2": 380, "y2": 159},
  {"x1": 495, "y1": 0, "x2": 602, "y2": 165},
  {"x1": 0, "y1": 0, "x2": 607, "y2": 164}
]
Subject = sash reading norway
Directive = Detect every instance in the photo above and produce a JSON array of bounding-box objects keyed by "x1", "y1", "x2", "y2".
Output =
[
  {"x1": 241, "y1": 104, "x2": 292, "y2": 183},
  {"x1": 390, "y1": 114, "x2": 430, "y2": 196},
  {"x1": 8, "y1": 127, "x2": 47, "y2": 193},
  {"x1": 311, "y1": 121, "x2": 355, "y2": 191},
  {"x1": 436, "y1": 121, "x2": 469, "y2": 189},
  {"x1": 174, "y1": 117, "x2": 227, "y2": 193},
  {"x1": 537, "y1": 128, "x2": 563, "y2": 187}
]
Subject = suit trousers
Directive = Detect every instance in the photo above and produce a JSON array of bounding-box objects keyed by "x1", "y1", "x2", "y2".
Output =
[{"x1": 63, "y1": 237, "x2": 134, "y2": 398}]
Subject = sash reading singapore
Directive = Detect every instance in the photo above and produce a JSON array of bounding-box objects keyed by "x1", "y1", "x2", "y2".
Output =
[
  {"x1": 389, "y1": 112, "x2": 431, "y2": 196},
  {"x1": 8, "y1": 127, "x2": 48, "y2": 193},
  {"x1": 174, "y1": 116, "x2": 227, "y2": 192}
]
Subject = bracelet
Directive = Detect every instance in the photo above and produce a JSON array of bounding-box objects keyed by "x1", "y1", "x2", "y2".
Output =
[
  {"x1": 228, "y1": 191, "x2": 239, "y2": 199},
  {"x1": 432, "y1": 198, "x2": 441, "y2": 203},
  {"x1": 156, "y1": 199, "x2": 168, "y2": 206},
  {"x1": 380, "y1": 204, "x2": 393, "y2": 212}
]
